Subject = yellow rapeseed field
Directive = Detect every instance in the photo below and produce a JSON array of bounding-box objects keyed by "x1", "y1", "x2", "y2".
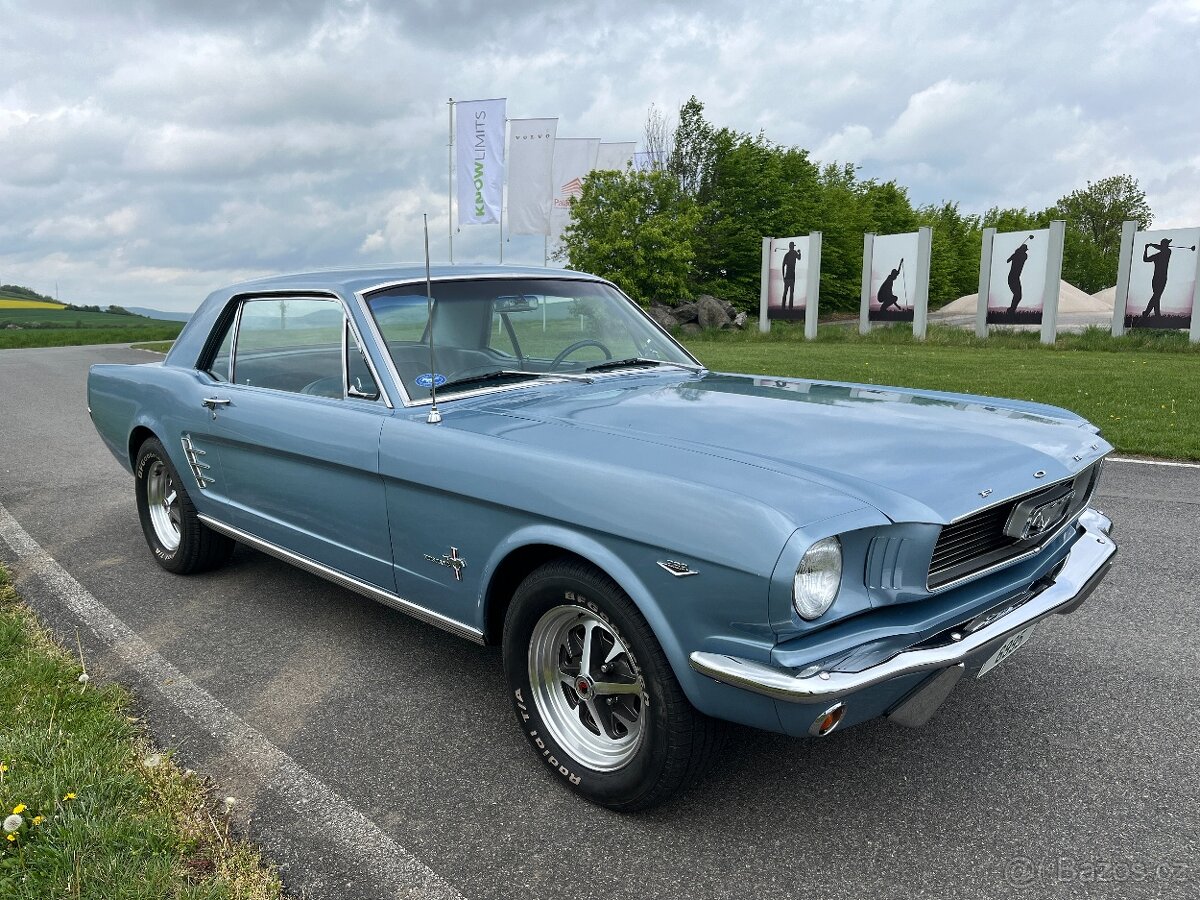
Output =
[{"x1": 0, "y1": 298, "x2": 66, "y2": 309}]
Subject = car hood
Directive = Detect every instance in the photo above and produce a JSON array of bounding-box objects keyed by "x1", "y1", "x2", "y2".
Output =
[{"x1": 473, "y1": 371, "x2": 1110, "y2": 525}]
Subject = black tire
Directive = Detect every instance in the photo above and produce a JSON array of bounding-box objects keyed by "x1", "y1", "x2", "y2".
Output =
[
  {"x1": 502, "y1": 559, "x2": 720, "y2": 811},
  {"x1": 134, "y1": 437, "x2": 234, "y2": 574}
]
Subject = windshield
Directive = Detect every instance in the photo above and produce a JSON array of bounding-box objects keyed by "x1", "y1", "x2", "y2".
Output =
[{"x1": 365, "y1": 278, "x2": 698, "y2": 399}]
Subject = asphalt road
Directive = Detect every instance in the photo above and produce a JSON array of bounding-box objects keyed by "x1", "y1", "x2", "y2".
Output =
[{"x1": 1, "y1": 344, "x2": 1197, "y2": 900}]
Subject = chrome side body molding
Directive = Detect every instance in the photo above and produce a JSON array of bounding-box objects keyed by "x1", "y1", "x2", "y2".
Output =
[{"x1": 197, "y1": 514, "x2": 485, "y2": 644}]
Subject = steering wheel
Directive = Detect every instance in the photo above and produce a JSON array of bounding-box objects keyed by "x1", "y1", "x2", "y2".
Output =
[{"x1": 548, "y1": 339, "x2": 613, "y2": 371}]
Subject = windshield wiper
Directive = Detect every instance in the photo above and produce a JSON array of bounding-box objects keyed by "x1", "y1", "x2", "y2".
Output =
[
  {"x1": 435, "y1": 369, "x2": 594, "y2": 393},
  {"x1": 584, "y1": 357, "x2": 706, "y2": 373},
  {"x1": 436, "y1": 370, "x2": 545, "y2": 392}
]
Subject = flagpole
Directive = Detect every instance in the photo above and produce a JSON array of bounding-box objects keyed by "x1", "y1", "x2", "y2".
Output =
[
  {"x1": 499, "y1": 116, "x2": 506, "y2": 264},
  {"x1": 447, "y1": 97, "x2": 454, "y2": 264}
]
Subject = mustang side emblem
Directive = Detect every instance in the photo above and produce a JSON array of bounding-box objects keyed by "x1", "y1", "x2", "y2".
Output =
[{"x1": 424, "y1": 547, "x2": 467, "y2": 581}]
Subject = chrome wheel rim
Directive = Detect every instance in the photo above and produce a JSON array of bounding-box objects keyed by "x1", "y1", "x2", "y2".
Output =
[
  {"x1": 528, "y1": 605, "x2": 646, "y2": 771},
  {"x1": 145, "y1": 460, "x2": 181, "y2": 552}
]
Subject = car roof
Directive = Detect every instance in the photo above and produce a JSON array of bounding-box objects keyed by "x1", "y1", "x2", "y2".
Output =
[{"x1": 223, "y1": 264, "x2": 604, "y2": 298}]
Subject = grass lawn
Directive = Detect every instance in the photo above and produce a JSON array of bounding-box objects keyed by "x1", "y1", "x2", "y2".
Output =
[
  {"x1": 0, "y1": 325, "x2": 184, "y2": 350},
  {"x1": 0, "y1": 566, "x2": 281, "y2": 899},
  {"x1": 0, "y1": 308, "x2": 154, "y2": 328},
  {"x1": 682, "y1": 324, "x2": 1199, "y2": 460},
  {"x1": 129, "y1": 341, "x2": 176, "y2": 353},
  {"x1": 0, "y1": 307, "x2": 185, "y2": 350}
]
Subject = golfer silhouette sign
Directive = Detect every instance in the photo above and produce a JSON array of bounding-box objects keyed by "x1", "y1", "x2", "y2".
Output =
[
  {"x1": 766, "y1": 235, "x2": 811, "y2": 321},
  {"x1": 868, "y1": 231, "x2": 920, "y2": 323},
  {"x1": 987, "y1": 229, "x2": 1050, "y2": 325},
  {"x1": 1123, "y1": 228, "x2": 1200, "y2": 331}
]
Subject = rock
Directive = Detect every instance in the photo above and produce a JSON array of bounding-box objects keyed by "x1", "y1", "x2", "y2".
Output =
[
  {"x1": 670, "y1": 301, "x2": 699, "y2": 324},
  {"x1": 695, "y1": 294, "x2": 735, "y2": 316},
  {"x1": 696, "y1": 295, "x2": 731, "y2": 330},
  {"x1": 732, "y1": 311, "x2": 748, "y2": 329},
  {"x1": 679, "y1": 322, "x2": 702, "y2": 335},
  {"x1": 646, "y1": 305, "x2": 678, "y2": 329}
]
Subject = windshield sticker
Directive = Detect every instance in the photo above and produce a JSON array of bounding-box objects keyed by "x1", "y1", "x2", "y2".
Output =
[{"x1": 415, "y1": 373, "x2": 447, "y2": 388}]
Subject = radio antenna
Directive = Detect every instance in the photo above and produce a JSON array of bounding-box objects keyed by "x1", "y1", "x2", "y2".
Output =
[{"x1": 423, "y1": 213, "x2": 442, "y2": 425}]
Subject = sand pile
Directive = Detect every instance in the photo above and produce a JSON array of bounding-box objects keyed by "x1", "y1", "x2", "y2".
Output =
[
  {"x1": 933, "y1": 280, "x2": 1112, "y2": 316},
  {"x1": 1090, "y1": 286, "x2": 1117, "y2": 308}
]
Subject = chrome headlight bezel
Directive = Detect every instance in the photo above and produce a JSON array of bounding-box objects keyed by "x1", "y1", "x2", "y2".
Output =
[{"x1": 793, "y1": 536, "x2": 843, "y2": 620}]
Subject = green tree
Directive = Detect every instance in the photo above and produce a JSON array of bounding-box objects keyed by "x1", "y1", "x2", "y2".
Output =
[
  {"x1": 1052, "y1": 175, "x2": 1152, "y2": 292},
  {"x1": 981, "y1": 206, "x2": 1051, "y2": 233},
  {"x1": 811, "y1": 163, "x2": 875, "y2": 311},
  {"x1": 691, "y1": 134, "x2": 822, "y2": 305},
  {"x1": 917, "y1": 202, "x2": 983, "y2": 307},
  {"x1": 0, "y1": 284, "x2": 55, "y2": 302},
  {"x1": 864, "y1": 180, "x2": 919, "y2": 236},
  {"x1": 561, "y1": 169, "x2": 701, "y2": 305},
  {"x1": 668, "y1": 96, "x2": 717, "y2": 199},
  {"x1": 566, "y1": 98, "x2": 1156, "y2": 318}
]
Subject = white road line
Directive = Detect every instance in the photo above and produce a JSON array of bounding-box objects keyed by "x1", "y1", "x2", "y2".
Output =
[
  {"x1": 1109, "y1": 457, "x2": 1200, "y2": 470},
  {"x1": 0, "y1": 501, "x2": 465, "y2": 900}
]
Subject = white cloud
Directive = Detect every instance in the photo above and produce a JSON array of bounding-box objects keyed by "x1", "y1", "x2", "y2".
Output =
[{"x1": 1, "y1": 0, "x2": 1198, "y2": 309}]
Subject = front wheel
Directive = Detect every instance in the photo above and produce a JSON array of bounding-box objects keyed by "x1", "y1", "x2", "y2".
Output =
[
  {"x1": 134, "y1": 437, "x2": 234, "y2": 574},
  {"x1": 502, "y1": 559, "x2": 719, "y2": 810}
]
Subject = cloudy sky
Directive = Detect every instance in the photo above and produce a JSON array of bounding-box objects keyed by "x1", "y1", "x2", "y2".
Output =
[{"x1": 2, "y1": 0, "x2": 1198, "y2": 311}]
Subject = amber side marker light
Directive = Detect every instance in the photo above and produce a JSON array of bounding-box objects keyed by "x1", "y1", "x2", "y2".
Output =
[{"x1": 808, "y1": 702, "x2": 846, "y2": 737}]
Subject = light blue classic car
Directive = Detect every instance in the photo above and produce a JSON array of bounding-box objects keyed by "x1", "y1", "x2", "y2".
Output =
[{"x1": 88, "y1": 265, "x2": 1117, "y2": 810}]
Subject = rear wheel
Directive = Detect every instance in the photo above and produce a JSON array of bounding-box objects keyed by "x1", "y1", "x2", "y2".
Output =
[
  {"x1": 503, "y1": 559, "x2": 719, "y2": 810},
  {"x1": 134, "y1": 437, "x2": 234, "y2": 574}
]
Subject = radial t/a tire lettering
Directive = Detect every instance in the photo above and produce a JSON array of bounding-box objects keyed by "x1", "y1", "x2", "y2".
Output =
[
  {"x1": 134, "y1": 437, "x2": 234, "y2": 575},
  {"x1": 502, "y1": 558, "x2": 719, "y2": 811}
]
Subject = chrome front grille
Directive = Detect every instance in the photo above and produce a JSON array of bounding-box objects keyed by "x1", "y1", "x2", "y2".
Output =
[{"x1": 927, "y1": 462, "x2": 1101, "y2": 590}]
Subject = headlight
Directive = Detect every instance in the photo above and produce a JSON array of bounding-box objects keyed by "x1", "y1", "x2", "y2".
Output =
[{"x1": 793, "y1": 536, "x2": 842, "y2": 620}]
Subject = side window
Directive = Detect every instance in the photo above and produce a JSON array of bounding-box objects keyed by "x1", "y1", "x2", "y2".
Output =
[
  {"x1": 207, "y1": 316, "x2": 235, "y2": 383},
  {"x1": 232, "y1": 298, "x2": 345, "y2": 397},
  {"x1": 346, "y1": 325, "x2": 379, "y2": 400}
]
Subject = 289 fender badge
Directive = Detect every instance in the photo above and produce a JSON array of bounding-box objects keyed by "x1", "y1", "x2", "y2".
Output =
[
  {"x1": 657, "y1": 559, "x2": 698, "y2": 577},
  {"x1": 424, "y1": 547, "x2": 467, "y2": 581}
]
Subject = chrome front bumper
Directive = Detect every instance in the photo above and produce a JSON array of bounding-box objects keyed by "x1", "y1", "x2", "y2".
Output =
[{"x1": 690, "y1": 508, "x2": 1116, "y2": 704}]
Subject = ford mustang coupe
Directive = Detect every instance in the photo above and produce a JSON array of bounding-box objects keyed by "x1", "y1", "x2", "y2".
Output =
[{"x1": 88, "y1": 265, "x2": 1116, "y2": 810}]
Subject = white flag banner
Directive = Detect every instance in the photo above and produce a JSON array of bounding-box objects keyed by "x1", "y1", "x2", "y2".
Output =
[
  {"x1": 455, "y1": 98, "x2": 506, "y2": 226},
  {"x1": 549, "y1": 137, "x2": 600, "y2": 245},
  {"x1": 506, "y1": 117, "x2": 557, "y2": 236},
  {"x1": 596, "y1": 141, "x2": 635, "y2": 171}
]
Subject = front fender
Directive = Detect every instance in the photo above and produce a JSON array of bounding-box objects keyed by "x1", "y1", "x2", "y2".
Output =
[{"x1": 475, "y1": 523, "x2": 787, "y2": 733}]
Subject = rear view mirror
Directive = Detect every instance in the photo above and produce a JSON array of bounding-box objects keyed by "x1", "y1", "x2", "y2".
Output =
[{"x1": 494, "y1": 294, "x2": 540, "y2": 313}]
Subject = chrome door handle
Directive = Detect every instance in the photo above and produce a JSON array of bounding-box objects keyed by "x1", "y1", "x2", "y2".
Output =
[{"x1": 201, "y1": 397, "x2": 231, "y2": 418}]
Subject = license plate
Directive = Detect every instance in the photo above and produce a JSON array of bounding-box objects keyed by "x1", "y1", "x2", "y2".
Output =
[{"x1": 977, "y1": 623, "x2": 1037, "y2": 678}]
